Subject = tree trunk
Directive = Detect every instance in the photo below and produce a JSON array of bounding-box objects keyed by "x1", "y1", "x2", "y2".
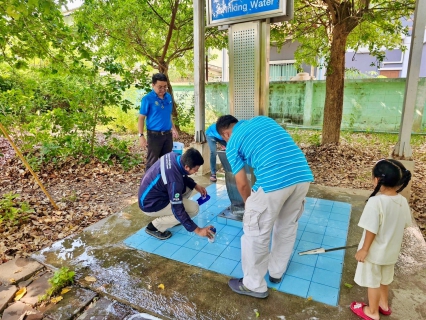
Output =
[
  {"x1": 158, "y1": 62, "x2": 179, "y2": 129},
  {"x1": 166, "y1": 79, "x2": 180, "y2": 130},
  {"x1": 321, "y1": 24, "x2": 348, "y2": 145}
]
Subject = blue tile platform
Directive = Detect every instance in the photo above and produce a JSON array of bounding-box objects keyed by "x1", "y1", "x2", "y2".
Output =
[{"x1": 124, "y1": 184, "x2": 351, "y2": 306}]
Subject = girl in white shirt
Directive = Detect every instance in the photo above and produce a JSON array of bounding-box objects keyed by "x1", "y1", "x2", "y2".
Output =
[{"x1": 350, "y1": 159, "x2": 412, "y2": 320}]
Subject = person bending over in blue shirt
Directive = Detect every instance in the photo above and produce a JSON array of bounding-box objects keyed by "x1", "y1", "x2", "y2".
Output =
[
  {"x1": 216, "y1": 115, "x2": 314, "y2": 299},
  {"x1": 205, "y1": 123, "x2": 227, "y2": 182},
  {"x1": 138, "y1": 73, "x2": 179, "y2": 172},
  {"x1": 138, "y1": 148, "x2": 215, "y2": 241}
]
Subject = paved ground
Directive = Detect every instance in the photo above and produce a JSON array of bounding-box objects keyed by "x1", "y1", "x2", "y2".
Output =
[
  {"x1": 4, "y1": 176, "x2": 426, "y2": 319},
  {"x1": 124, "y1": 183, "x2": 352, "y2": 307}
]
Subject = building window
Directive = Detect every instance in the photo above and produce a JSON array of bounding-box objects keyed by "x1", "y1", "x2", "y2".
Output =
[{"x1": 270, "y1": 61, "x2": 297, "y2": 81}]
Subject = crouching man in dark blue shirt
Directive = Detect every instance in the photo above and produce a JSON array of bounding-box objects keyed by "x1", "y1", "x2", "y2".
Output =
[{"x1": 138, "y1": 148, "x2": 215, "y2": 240}]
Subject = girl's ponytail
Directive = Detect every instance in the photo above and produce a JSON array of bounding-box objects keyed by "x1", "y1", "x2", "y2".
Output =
[
  {"x1": 396, "y1": 169, "x2": 412, "y2": 193},
  {"x1": 368, "y1": 179, "x2": 383, "y2": 199}
]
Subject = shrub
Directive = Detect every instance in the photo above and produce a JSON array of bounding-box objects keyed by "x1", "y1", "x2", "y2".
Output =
[
  {"x1": 0, "y1": 192, "x2": 34, "y2": 226},
  {"x1": 0, "y1": 59, "x2": 149, "y2": 169},
  {"x1": 39, "y1": 267, "x2": 75, "y2": 302}
]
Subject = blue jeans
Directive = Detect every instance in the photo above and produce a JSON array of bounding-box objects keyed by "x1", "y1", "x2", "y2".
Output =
[{"x1": 206, "y1": 135, "x2": 226, "y2": 175}]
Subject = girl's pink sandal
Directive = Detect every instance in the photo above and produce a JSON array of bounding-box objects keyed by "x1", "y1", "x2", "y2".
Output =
[
  {"x1": 379, "y1": 306, "x2": 392, "y2": 316},
  {"x1": 350, "y1": 302, "x2": 374, "y2": 320}
]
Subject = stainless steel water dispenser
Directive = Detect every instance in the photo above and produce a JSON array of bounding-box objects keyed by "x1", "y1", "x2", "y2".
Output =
[{"x1": 217, "y1": 150, "x2": 253, "y2": 221}]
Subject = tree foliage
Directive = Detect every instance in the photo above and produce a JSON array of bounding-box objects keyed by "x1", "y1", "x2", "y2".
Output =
[
  {"x1": 74, "y1": 0, "x2": 226, "y2": 75},
  {"x1": 271, "y1": 0, "x2": 415, "y2": 144},
  {"x1": 0, "y1": 0, "x2": 84, "y2": 68},
  {"x1": 73, "y1": 0, "x2": 227, "y2": 119},
  {"x1": 0, "y1": 59, "x2": 149, "y2": 169},
  {"x1": 0, "y1": 0, "x2": 153, "y2": 169}
]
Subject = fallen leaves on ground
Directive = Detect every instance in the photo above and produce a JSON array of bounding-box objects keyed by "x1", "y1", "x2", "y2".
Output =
[
  {"x1": 17, "y1": 311, "x2": 38, "y2": 320},
  {"x1": 0, "y1": 131, "x2": 425, "y2": 264},
  {"x1": 84, "y1": 276, "x2": 97, "y2": 282},
  {"x1": 0, "y1": 137, "x2": 15, "y2": 167},
  {"x1": 14, "y1": 287, "x2": 26, "y2": 301},
  {"x1": 60, "y1": 287, "x2": 71, "y2": 294},
  {"x1": 50, "y1": 296, "x2": 63, "y2": 304},
  {"x1": 0, "y1": 134, "x2": 146, "y2": 261},
  {"x1": 301, "y1": 136, "x2": 426, "y2": 234}
]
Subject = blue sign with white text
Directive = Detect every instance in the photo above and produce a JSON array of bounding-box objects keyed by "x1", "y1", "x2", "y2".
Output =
[{"x1": 211, "y1": 0, "x2": 280, "y2": 21}]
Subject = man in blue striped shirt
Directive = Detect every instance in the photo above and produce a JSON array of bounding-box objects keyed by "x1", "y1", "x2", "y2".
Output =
[{"x1": 216, "y1": 115, "x2": 314, "y2": 298}]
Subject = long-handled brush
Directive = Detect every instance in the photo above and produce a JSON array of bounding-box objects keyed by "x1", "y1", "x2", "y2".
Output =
[{"x1": 298, "y1": 244, "x2": 358, "y2": 255}]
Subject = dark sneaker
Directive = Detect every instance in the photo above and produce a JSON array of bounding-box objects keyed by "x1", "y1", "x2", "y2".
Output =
[
  {"x1": 145, "y1": 228, "x2": 172, "y2": 240},
  {"x1": 228, "y1": 278, "x2": 268, "y2": 298},
  {"x1": 269, "y1": 275, "x2": 282, "y2": 283}
]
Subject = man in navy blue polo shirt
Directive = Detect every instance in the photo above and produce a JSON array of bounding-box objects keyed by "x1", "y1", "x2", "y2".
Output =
[
  {"x1": 138, "y1": 148, "x2": 215, "y2": 240},
  {"x1": 206, "y1": 123, "x2": 227, "y2": 182},
  {"x1": 216, "y1": 115, "x2": 314, "y2": 299},
  {"x1": 138, "y1": 73, "x2": 178, "y2": 171}
]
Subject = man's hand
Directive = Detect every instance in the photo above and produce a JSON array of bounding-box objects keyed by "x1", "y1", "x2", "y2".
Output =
[
  {"x1": 235, "y1": 169, "x2": 251, "y2": 203},
  {"x1": 139, "y1": 136, "x2": 147, "y2": 149},
  {"x1": 355, "y1": 248, "x2": 368, "y2": 263},
  {"x1": 172, "y1": 127, "x2": 179, "y2": 139},
  {"x1": 194, "y1": 225, "x2": 215, "y2": 239},
  {"x1": 194, "y1": 184, "x2": 207, "y2": 196}
]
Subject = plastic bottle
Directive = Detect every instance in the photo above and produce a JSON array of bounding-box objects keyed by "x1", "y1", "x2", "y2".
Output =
[{"x1": 208, "y1": 227, "x2": 216, "y2": 243}]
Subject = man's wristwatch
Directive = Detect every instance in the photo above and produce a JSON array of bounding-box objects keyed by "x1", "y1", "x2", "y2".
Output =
[{"x1": 138, "y1": 133, "x2": 144, "y2": 137}]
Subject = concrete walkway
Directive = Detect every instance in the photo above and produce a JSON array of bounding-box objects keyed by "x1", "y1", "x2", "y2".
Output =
[{"x1": 3, "y1": 179, "x2": 426, "y2": 319}]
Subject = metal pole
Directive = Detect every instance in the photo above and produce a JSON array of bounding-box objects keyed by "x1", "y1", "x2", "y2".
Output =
[
  {"x1": 206, "y1": 54, "x2": 209, "y2": 82},
  {"x1": 222, "y1": 49, "x2": 228, "y2": 82},
  {"x1": 193, "y1": 0, "x2": 206, "y2": 143},
  {"x1": 0, "y1": 123, "x2": 59, "y2": 209},
  {"x1": 259, "y1": 20, "x2": 270, "y2": 116},
  {"x1": 392, "y1": 0, "x2": 426, "y2": 159}
]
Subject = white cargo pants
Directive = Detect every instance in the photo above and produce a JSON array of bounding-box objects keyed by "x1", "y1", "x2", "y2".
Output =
[
  {"x1": 143, "y1": 187, "x2": 199, "y2": 232},
  {"x1": 241, "y1": 182, "x2": 310, "y2": 292}
]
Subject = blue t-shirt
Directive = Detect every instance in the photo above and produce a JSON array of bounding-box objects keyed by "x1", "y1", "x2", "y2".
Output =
[
  {"x1": 226, "y1": 116, "x2": 314, "y2": 193},
  {"x1": 206, "y1": 123, "x2": 223, "y2": 140},
  {"x1": 139, "y1": 90, "x2": 173, "y2": 131}
]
